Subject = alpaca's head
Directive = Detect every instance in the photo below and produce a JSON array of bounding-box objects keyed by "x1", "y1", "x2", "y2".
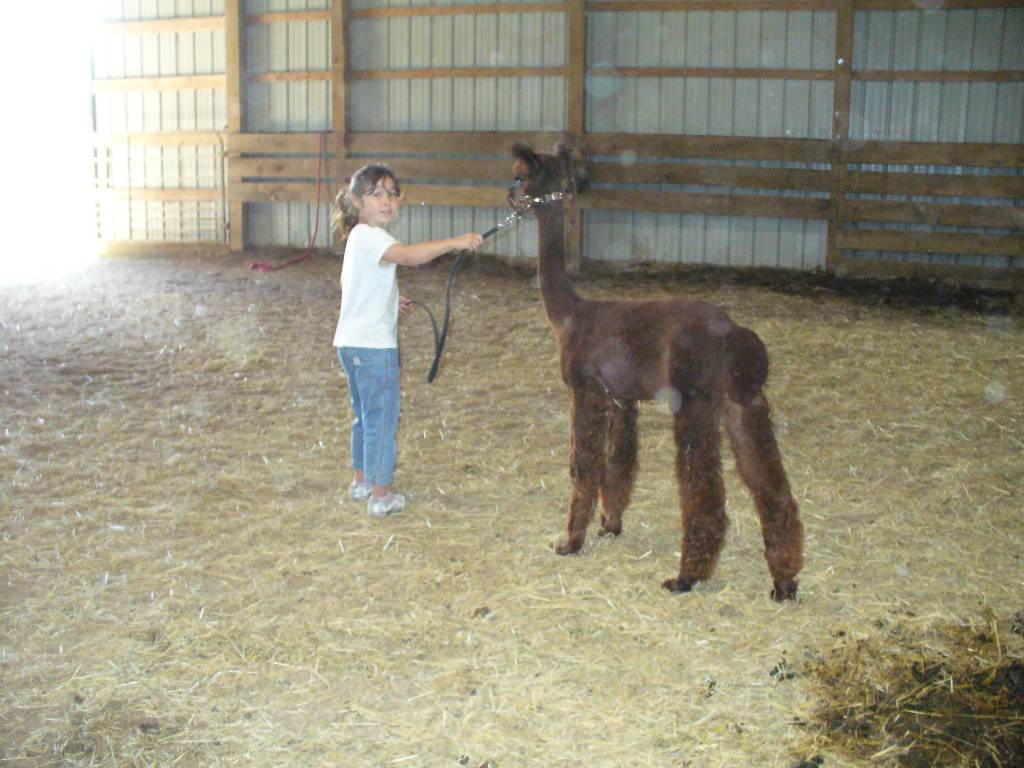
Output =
[{"x1": 508, "y1": 143, "x2": 588, "y2": 213}]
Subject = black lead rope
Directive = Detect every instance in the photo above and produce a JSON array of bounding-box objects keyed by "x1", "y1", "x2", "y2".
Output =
[{"x1": 410, "y1": 216, "x2": 514, "y2": 383}]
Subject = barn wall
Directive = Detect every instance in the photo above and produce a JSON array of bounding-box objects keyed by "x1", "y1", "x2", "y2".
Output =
[
  {"x1": 847, "y1": 7, "x2": 1024, "y2": 270},
  {"x1": 93, "y1": 0, "x2": 227, "y2": 244},
  {"x1": 91, "y1": 1, "x2": 1023, "y2": 279}
]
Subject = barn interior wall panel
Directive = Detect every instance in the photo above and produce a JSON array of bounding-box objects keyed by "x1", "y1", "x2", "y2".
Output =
[
  {"x1": 90, "y1": 1, "x2": 1022, "y2": 287},
  {"x1": 846, "y1": 7, "x2": 1024, "y2": 270}
]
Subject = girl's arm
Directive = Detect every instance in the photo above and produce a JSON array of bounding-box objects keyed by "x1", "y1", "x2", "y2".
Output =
[{"x1": 381, "y1": 233, "x2": 483, "y2": 266}]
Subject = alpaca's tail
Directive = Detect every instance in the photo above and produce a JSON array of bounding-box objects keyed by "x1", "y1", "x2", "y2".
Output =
[{"x1": 723, "y1": 326, "x2": 769, "y2": 405}]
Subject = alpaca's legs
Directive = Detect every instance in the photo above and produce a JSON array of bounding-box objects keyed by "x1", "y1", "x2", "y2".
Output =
[
  {"x1": 599, "y1": 400, "x2": 638, "y2": 536},
  {"x1": 556, "y1": 388, "x2": 607, "y2": 555},
  {"x1": 663, "y1": 401, "x2": 729, "y2": 593},
  {"x1": 725, "y1": 394, "x2": 803, "y2": 601}
]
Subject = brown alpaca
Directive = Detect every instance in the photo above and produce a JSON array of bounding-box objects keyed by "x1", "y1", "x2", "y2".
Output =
[{"x1": 509, "y1": 143, "x2": 804, "y2": 601}]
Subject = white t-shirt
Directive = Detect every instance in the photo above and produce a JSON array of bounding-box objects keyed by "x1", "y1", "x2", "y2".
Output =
[{"x1": 333, "y1": 223, "x2": 400, "y2": 348}]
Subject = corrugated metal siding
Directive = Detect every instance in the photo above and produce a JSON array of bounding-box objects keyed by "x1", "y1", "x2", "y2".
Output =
[
  {"x1": 94, "y1": 0, "x2": 227, "y2": 243},
  {"x1": 245, "y1": 0, "x2": 331, "y2": 248},
  {"x1": 847, "y1": 8, "x2": 1024, "y2": 269},
  {"x1": 98, "y1": 2, "x2": 1020, "y2": 268},
  {"x1": 586, "y1": 9, "x2": 835, "y2": 270}
]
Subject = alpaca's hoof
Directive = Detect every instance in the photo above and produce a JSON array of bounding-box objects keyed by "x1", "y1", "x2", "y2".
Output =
[
  {"x1": 771, "y1": 579, "x2": 799, "y2": 602},
  {"x1": 662, "y1": 577, "x2": 696, "y2": 594},
  {"x1": 597, "y1": 523, "x2": 621, "y2": 537},
  {"x1": 555, "y1": 537, "x2": 583, "y2": 556}
]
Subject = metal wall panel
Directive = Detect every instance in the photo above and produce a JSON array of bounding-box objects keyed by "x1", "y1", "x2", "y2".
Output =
[
  {"x1": 244, "y1": 0, "x2": 331, "y2": 248},
  {"x1": 848, "y1": 8, "x2": 1024, "y2": 269},
  {"x1": 95, "y1": 0, "x2": 227, "y2": 243},
  {"x1": 586, "y1": 9, "x2": 835, "y2": 269}
]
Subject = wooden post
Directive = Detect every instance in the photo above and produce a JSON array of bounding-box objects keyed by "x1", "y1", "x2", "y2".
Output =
[
  {"x1": 565, "y1": 0, "x2": 586, "y2": 275},
  {"x1": 828, "y1": 0, "x2": 855, "y2": 273},
  {"x1": 330, "y1": 0, "x2": 348, "y2": 249},
  {"x1": 225, "y1": 0, "x2": 246, "y2": 251}
]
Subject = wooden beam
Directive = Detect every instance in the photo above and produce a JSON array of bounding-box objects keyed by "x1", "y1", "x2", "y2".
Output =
[
  {"x1": 232, "y1": 156, "x2": 508, "y2": 182},
  {"x1": 566, "y1": 0, "x2": 587, "y2": 275},
  {"x1": 351, "y1": 66, "x2": 566, "y2": 80},
  {"x1": 582, "y1": 189, "x2": 832, "y2": 220},
  {"x1": 828, "y1": 0, "x2": 855, "y2": 273},
  {"x1": 837, "y1": 230, "x2": 1023, "y2": 258},
  {"x1": 591, "y1": 161, "x2": 833, "y2": 192},
  {"x1": 233, "y1": 181, "x2": 509, "y2": 207},
  {"x1": 101, "y1": 17, "x2": 224, "y2": 35},
  {"x1": 101, "y1": 242, "x2": 231, "y2": 257},
  {"x1": 843, "y1": 200, "x2": 1024, "y2": 230},
  {"x1": 854, "y1": 0, "x2": 1024, "y2": 9},
  {"x1": 349, "y1": 131, "x2": 563, "y2": 155},
  {"x1": 93, "y1": 131, "x2": 224, "y2": 146},
  {"x1": 855, "y1": 69, "x2": 1024, "y2": 83},
  {"x1": 330, "y1": 0, "x2": 347, "y2": 162},
  {"x1": 248, "y1": 71, "x2": 331, "y2": 83},
  {"x1": 92, "y1": 75, "x2": 224, "y2": 93},
  {"x1": 98, "y1": 188, "x2": 224, "y2": 202},
  {"x1": 846, "y1": 170, "x2": 1024, "y2": 199},
  {"x1": 247, "y1": 11, "x2": 330, "y2": 25},
  {"x1": 225, "y1": 0, "x2": 246, "y2": 251},
  {"x1": 588, "y1": 1, "x2": 829, "y2": 10},
  {"x1": 588, "y1": 133, "x2": 834, "y2": 163},
  {"x1": 352, "y1": 3, "x2": 566, "y2": 18},
  {"x1": 844, "y1": 141, "x2": 1024, "y2": 168},
  {"x1": 590, "y1": 66, "x2": 833, "y2": 81}
]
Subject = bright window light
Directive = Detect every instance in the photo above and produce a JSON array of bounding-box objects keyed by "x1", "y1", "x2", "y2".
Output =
[{"x1": 2, "y1": 4, "x2": 104, "y2": 285}]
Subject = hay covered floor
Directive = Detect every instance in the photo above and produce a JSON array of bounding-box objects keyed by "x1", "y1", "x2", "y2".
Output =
[{"x1": 2, "y1": 251, "x2": 1022, "y2": 767}]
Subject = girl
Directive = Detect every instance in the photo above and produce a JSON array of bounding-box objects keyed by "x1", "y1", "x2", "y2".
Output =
[{"x1": 333, "y1": 164, "x2": 483, "y2": 517}]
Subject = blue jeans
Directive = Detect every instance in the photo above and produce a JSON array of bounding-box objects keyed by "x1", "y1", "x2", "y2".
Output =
[{"x1": 338, "y1": 347, "x2": 400, "y2": 487}]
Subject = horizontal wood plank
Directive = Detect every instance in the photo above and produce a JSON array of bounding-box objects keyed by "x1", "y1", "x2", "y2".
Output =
[
  {"x1": 591, "y1": 161, "x2": 833, "y2": 192},
  {"x1": 247, "y1": 11, "x2": 330, "y2": 25},
  {"x1": 846, "y1": 169, "x2": 1024, "y2": 198},
  {"x1": 588, "y1": 133, "x2": 834, "y2": 163},
  {"x1": 248, "y1": 70, "x2": 331, "y2": 83},
  {"x1": 101, "y1": 17, "x2": 224, "y2": 35},
  {"x1": 98, "y1": 188, "x2": 224, "y2": 202},
  {"x1": 92, "y1": 74, "x2": 225, "y2": 93},
  {"x1": 232, "y1": 156, "x2": 509, "y2": 182},
  {"x1": 856, "y1": 69, "x2": 1024, "y2": 83},
  {"x1": 843, "y1": 199, "x2": 1024, "y2": 229},
  {"x1": 582, "y1": 189, "x2": 832, "y2": 219},
  {"x1": 231, "y1": 181, "x2": 509, "y2": 207},
  {"x1": 591, "y1": 66, "x2": 833, "y2": 81},
  {"x1": 837, "y1": 229, "x2": 1023, "y2": 257},
  {"x1": 353, "y1": 3, "x2": 566, "y2": 18},
  {"x1": 588, "y1": 1, "x2": 832, "y2": 10},
  {"x1": 352, "y1": 67, "x2": 566, "y2": 80},
  {"x1": 94, "y1": 131, "x2": 225, "y2": 147},
  {"x1": 101, "y1": 241, "x2": 230, "y2": 256},
  {"x1": 844, "y1": 141, "x2": 1024, "y2": 168}
]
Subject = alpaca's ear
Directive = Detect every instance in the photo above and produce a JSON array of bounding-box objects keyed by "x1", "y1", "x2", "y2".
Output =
[
  {"x1": 556, "y1": 143, "x2": 589, "y2": 193},
  {"x1": 511, "y1": 142, "x2": 540, "y2": 169}
]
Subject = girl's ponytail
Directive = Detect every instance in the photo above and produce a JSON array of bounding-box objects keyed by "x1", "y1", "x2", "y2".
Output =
[{"x1": 332, "y1": 188, "x2": 361, "y2": 244}]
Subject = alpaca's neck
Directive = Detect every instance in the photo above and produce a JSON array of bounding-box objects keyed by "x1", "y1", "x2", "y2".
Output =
[{"x1": 534, "y1": 201, "x2": 579, "y2": 326}]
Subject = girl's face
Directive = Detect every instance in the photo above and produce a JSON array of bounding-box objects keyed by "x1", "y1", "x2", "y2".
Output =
[{"x1": 354, "y1": 177, "x2": 401, "y2": 227}]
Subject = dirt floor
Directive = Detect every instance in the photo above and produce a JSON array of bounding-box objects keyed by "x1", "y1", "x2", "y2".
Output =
[{"x1": 1, "y1": 249, "x2": 1022, "y2": 767}]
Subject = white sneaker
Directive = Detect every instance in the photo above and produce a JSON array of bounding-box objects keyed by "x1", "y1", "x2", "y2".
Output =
[
  {"x1": 367, "y1": 492, "x2": 405, "y2": 518},
  {"x1": 348, "y1": 480, "x2": 372, "y2": 501}
]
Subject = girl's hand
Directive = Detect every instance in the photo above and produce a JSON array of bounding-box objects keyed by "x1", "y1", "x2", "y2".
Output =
[
  {"x1": 454, "y1": 232, "x2": 484, "y2": 252},
  {"x1": 398, "y1": 296, "x2": 415, "y2": 318}
]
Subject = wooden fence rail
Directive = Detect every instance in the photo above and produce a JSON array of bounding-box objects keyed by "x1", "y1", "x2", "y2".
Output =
[{"x1": 91, "y1": 0, "x2": 1024, "y2": 291}]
